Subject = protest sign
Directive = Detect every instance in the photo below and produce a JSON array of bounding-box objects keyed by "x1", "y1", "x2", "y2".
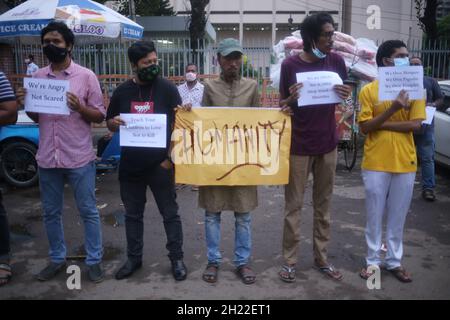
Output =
[
  {"x1": 120, "y1": 113, "x2": 167, "y2": 148},
  {"x1": 296, "y1": 71, "x2": 343, "y2": 107},
  {"x1": 422, "y1": 106, "x2": 437, "y2": 125},
  {"x1": 24, "y1": 78, "x2": 70, "y2": 115},
  {"x1": 378, "y1": 66, "x2": 424, "y2": 101},
  {"x1": 172, "y1": 107, "x2": 291, "y2": 186}
]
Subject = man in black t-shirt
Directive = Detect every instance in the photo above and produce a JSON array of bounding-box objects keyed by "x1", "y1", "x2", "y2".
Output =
[{"x1": 106, "y1": 41, "x2": 187, "y2": 281}]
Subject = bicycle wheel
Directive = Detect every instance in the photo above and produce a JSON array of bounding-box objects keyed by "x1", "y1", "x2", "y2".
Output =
[{"x1": 343, "y1": 131, "x2": 358, "y2": 171}]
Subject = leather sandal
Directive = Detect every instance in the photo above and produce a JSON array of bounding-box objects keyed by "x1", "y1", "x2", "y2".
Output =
[
  {"x1": 360, "y1": 265, "x2": 379, "y2": 280},
  {"x1": 202, "y1": 264, "x2": 219, "y2": 283},
  {"x1": 0, "y1": 263, "x2": 12, "y2": 286},
  {"x1": 388, "y1": 266, "x2": 412, "y2": 283},
  {"x1": 236, "y1": 265, "x2": 256, "y2": 285}
]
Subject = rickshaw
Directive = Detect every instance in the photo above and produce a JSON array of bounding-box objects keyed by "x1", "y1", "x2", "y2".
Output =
[{"x1": 336, "y1": 77, "x2": 361, "y2": 171}]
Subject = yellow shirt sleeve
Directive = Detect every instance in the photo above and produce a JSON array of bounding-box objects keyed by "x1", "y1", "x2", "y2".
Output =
[
  {"x1": 358, "y1": 83, "x2": 374, "y2": 123},
  {"x1": 409, "y1": 98, "x2": 426, "y2": 121}
]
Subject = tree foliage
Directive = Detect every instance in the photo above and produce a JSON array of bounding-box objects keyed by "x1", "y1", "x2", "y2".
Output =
[
  {"x1": 437, "y1": 14, "x2": 450, "y2": 40},
  {"x1": 415, "y1": 0, "x2": 441, "y2": 40},
  {"x1": 188, "y1": 0, "x2": 209, "y2": 53}
]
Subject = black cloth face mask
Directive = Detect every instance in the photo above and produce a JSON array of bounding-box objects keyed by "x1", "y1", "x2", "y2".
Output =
[{"x1": 43, "y1": 44, "x2": 69, "y2": 63}]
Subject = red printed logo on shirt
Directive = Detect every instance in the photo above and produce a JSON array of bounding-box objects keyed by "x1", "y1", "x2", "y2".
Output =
[{"x1": 131, "y1": 101, "x2": 154, "y2": 114}]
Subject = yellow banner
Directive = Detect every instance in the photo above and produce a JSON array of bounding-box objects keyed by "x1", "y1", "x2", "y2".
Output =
[{"x1": 172, "y1": 107, "x2": 292, "y2": 186}]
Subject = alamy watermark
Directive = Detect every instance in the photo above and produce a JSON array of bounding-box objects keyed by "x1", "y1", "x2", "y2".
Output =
[
  {"x1": 366, "y1": 265, "x2": 381, "y2": 290},
  {"x1": 366, "y1": 5, "x2": 382, "y2": 30},
  {"x1": 66, "y1": 265, "x2": 81, "y2": 290}
]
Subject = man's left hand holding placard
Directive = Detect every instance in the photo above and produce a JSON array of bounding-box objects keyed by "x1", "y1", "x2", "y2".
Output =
[{"x1": 17, "y1": 78, "x2": 71, "y2": 116}]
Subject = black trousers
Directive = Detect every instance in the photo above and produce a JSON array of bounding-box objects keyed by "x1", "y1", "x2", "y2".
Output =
[
  {"x1": 0, "y1": 191, "x2": 10, "y2": 264},
  {"x1": 119, "y1": 166, "x2": 183, "y2": 262}
]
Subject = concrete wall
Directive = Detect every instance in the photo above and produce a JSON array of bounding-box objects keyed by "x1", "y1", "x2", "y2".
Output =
[
  {"x1": 170, "y1": 0, "x2": 422, "y2": 45},
  {"x1": 349, "y1": 0, "x2": 422, "y2": 43},
  {"x1": 171, "y1": 0, "x2": 339, "y2": 24}
]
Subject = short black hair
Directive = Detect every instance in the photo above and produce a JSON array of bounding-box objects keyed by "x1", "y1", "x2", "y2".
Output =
[
  {"x1": 41, "y1": 22, "x2": 75, "y2": 47},
  {"x1": 128, "y1": 41, "x2": 157, "y2": 65},
  {"x1": 28, "y1": 54, "x2": 34, "y2": 60},
  {"x1": 300, "y1": 13, "x2": 335, "y2": 52},
  {"x1": 186, "y1": 63, "x2": 197, "y2": 71},
  {"x1": 376, "y1": 40, "x2": 407, "y2": 67}
]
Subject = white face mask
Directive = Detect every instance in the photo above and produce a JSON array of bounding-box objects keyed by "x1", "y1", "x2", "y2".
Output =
[
  {"x1": 25, "y1": 59, "x2": 30, "y2": 64},
  {"x1": 186, "y1": 72, "x2": 197, "y2": 82}
]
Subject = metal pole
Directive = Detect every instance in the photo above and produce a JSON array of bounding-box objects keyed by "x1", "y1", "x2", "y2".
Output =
[
  {"x1": 272, "y1": 0, "x2": 276, "y2": 46},
  {"x1": 129, "y1": 0, "x2": 136, "y2": 21},
  {"x1": 342, "y1": 0, "x2": 352, "y2": 34},
  {"x1": 239, "y1": 0, "x2": 244, "y2": 45}
]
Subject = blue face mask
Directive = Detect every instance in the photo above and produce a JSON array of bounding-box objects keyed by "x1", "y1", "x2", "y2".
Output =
[
  {"x1": 312, "y1": 42, "x2": 327, "y2": 59},
  {"x1": 394, "y1": 57, "x2": 410, "y2": 67}
]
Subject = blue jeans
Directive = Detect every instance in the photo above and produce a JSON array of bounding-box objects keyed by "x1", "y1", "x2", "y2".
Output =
[
  {"x1": 39, "y1": 162, "x2": 103, "y2": 265},
  {"x1": 205, "y1": 211, "x2": 251, "y2": 268},
  {"x1": 415, "y1": 125, "x2": 436, "y2": 190}
]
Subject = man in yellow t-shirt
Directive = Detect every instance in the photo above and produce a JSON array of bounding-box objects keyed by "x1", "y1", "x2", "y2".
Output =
[{"x1": 358, "y1": 40, "x2": 425, "y2": 283}]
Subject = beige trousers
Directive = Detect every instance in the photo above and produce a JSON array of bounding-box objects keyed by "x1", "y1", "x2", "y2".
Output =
[{"x1": 282, "y1": 148, "x2": 337, "y2": 266}]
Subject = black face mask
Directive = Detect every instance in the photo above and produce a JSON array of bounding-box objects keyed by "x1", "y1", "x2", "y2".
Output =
[
  {"x1": 43, "y1": 44, "x2": 69, "y2": 63},
  {"x1": 137, "y1": 64, "x2": 161, "y2": 83}
]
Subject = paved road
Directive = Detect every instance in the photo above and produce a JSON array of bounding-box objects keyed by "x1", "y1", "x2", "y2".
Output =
[{"x1": 0, "y1": 155, "x2": 449, "y2": 300}]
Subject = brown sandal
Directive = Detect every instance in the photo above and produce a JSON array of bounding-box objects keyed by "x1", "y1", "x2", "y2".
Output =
[
  {"x1": 236, "y1": 265, "x2": 256, "y2": 285},
  {"x1": 388, "y1": 267, "x2": 412, "y2": 283},
  {"x1": 202, "y1": 264, "x2": 219, "y2": 283},
  {"x1": 360, "y1": 265, "x2": 379, "y2": 280},
  {"x1": 0, "y1": 263, "x2": 12, "y2": 286}
]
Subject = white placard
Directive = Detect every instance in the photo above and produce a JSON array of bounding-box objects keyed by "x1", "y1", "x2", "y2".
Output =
[
  {"x1": 24, "y1": 78, "x2": 70, "y2": 115},
  {"x1": 120, "y1": 113, "x2": 167, "y2": 148},
  {"x1": 378, "y1": 66, "x2": 424, "y2": 101},
  {"x1": 296, "y1": 71, "x2": 343, "y2": 107},
  {"x1": 422, "y1": 106, "x2": 437, "y2": 125}
]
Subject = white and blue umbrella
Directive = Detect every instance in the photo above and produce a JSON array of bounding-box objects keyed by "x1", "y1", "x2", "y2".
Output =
[{"x1": 0, "y1": 0, "x2": 144, "y2": 43}]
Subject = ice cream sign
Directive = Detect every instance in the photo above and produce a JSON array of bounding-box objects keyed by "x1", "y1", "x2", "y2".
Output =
[{"x1": 0, "y1": 0, "x2": 144, "y2": 40}]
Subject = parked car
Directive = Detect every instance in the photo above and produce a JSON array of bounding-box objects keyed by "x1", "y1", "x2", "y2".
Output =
[
  {"x1": 0, "y1": 110, "x2": 120, "y2": 188},
  {"x1": 436, "y1": 81, "x2": 450, "y2": 167},
  {"x1": 0, "y1": 110, "x2": 39, "y2": 187}
]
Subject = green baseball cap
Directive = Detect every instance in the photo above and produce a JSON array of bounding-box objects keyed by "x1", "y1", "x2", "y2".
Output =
[{"x1": 217, "y1": 38, "x2": 243, "y2": 56}]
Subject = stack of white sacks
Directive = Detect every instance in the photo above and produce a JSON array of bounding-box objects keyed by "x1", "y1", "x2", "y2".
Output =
[{"x1": 270, "y1": 30, "x2": 378, "y2": 89}]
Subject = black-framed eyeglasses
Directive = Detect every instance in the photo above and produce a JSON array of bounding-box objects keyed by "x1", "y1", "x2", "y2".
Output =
[{"x1": 320, "y1": 32, "x2": 335, "y2": 39}]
